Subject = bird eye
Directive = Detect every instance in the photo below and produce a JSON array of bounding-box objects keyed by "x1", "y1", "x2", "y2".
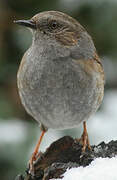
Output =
[{"x1": 49, "y1": 20, "x2": 58, "y2": 29}]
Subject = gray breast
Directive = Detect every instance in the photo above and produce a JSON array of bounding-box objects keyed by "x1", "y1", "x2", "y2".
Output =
[{"x1": 18, "y1": 49, "x2": 100, "y2": 130}]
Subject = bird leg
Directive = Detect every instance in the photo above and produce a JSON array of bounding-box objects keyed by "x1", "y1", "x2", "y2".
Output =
[
  {"x1": 29, "y1": 130, "x2": 46, "y2": 171},
  {"x1": 76, "y1": 121, "x2": 91, "y2": 152}
]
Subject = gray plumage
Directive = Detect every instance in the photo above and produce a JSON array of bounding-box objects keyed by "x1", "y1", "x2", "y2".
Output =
[{"x1": 17, "y1": 11, "x2": 104, "y2": 130}]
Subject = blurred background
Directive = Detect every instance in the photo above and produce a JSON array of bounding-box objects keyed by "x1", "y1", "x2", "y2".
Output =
[{"x1": 0, "y1": 0, "x2": 117, "y2": 179}]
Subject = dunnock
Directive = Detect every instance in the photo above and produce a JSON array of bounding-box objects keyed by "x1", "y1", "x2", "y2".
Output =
[{"x1": 15, "y1": 11, "x2": 104, "y2": 170}]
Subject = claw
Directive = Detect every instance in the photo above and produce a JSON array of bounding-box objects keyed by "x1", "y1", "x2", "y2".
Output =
[{"x1": 76, "y1": 121, "x2": 91, "y2": 152}]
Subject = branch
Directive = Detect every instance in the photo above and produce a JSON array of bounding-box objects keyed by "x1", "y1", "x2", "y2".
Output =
[{"x1": 15, "y1": 136, "x2": 117, "y2": 180}]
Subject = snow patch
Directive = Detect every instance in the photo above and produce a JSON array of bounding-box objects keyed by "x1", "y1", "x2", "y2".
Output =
[{"x1": 55, "y1": 157, "x2": 117, "y2": 180}]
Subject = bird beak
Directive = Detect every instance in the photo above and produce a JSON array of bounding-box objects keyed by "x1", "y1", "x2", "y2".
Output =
[{"x1": 14, "y1": 19, "x2": 36, "y2": 29}]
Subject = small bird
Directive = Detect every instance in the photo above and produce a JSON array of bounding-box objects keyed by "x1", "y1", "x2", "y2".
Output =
[{"x1": 15, "y1": 11, "x2": 104, "y2": 170}]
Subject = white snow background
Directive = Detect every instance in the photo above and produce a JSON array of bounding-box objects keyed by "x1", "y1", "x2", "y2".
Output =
[{"x1": 55, "y1": 157, "x2": 117, "y2": 180}]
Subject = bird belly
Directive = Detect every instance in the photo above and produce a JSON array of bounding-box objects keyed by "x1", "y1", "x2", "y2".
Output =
[{"x1": 17, "y1": 56, "x2": 104, "y2": 130}]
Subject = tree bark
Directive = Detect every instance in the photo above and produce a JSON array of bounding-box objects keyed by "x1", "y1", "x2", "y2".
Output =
[{"x1": 15, "y1": 136, "x2": 117, "y2": 180}]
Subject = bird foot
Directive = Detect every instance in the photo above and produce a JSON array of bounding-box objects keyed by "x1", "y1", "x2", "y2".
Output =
[
  {"x1": 29, "y1": 152, "x2": 42, "y2": 172},
  {"x1": 76, "y1": 133, "x2": 91, "y2": 152},
  {"x1": 28, "y1": 130, "x2": 46, "y2": 173},
  {"x1": 75, "y1": 122, "x2": 91, "y2": 152}
]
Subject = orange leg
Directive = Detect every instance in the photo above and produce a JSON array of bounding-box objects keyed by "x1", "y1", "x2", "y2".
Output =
[
  {"x1": 29, "y1": 130, "x2": 45, "y2": 170},
  {"x1": 77, "y1": 121, "x2": 91, "y2": 152}
]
